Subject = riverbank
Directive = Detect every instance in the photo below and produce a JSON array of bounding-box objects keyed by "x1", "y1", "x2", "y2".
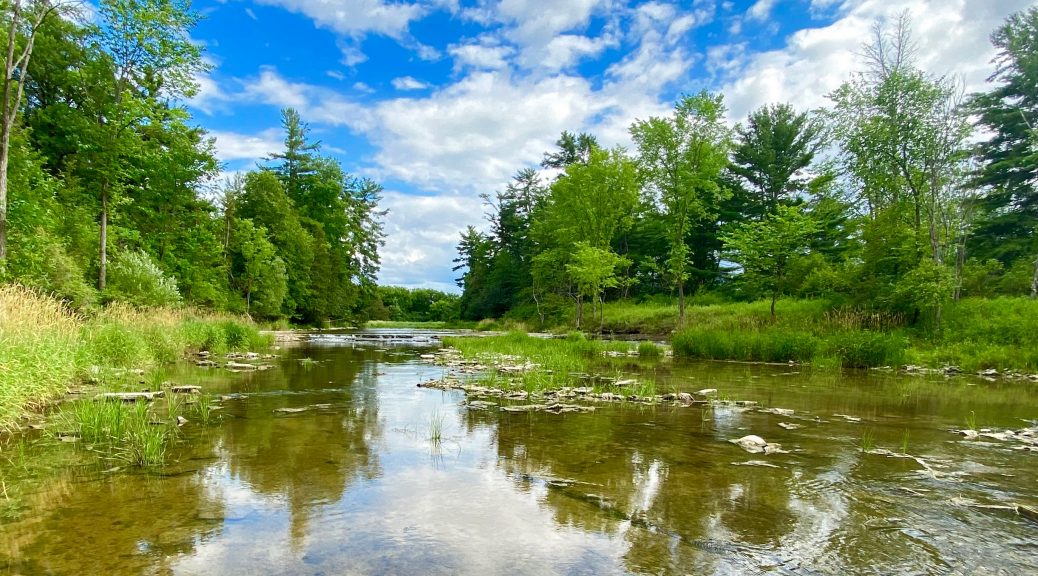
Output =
[
  {"x1": 0, "y1": 285, "x2": 270, "y2": 431},
  {"x1": 495, "y1": 296, "x2": 1038, "y2": 372}
]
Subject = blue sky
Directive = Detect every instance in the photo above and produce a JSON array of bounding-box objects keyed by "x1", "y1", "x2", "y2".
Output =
[{"x1": 184, "y1": 0, "x2": 1030, "y2": 293}]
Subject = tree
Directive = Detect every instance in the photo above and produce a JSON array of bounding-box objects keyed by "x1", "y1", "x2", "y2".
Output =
[
  {"x1": 970, "y1": 6, "x2": 1038, "y2": 297},
  {"x1": 566, "y1": 242, "x2": 628, "y2": 330},
  {"x1": 541, "y1": 130, "x2": 598, "y2": 170},
  {"x1": 86, "y1": 0, "x2": 206, "y2": 291},
  {"x1": 722, "y1": 204, "x2": 819, "y2": 317},
  {"x1": 827, "y1": 14, "x2": 972, "y2": 320},
  {"x1": 730, "y1": 103, "x2": 822, "y2": 216},
  {"x1": 533, "y1": 146, "x2": 640, "y2": 327},
  {"x1": 229, "y1": 219, "x2": 286, "y2": 318},
  {"x1": 631, "y1": 91, "x2": 732, "y2": 321},
  {"x1": 0, "y1": 0, "x2": 70, "y2": 264}
]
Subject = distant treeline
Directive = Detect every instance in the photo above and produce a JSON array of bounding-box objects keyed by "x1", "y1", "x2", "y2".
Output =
[
  {"x1": 368, "y1": 286, "x2": 460, "y2": 323},
  {"x1": 0, "y1": 1, "x2": 383, "y2": 323},
  {"x1": 454, "y1": 9, "x2": 1038, "y2": 328}
]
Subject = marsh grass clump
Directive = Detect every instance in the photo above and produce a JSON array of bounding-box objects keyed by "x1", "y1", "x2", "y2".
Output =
[
  {"x1": 429, "y1": 411, "x2": 446, "y2": 443},
  {"x1": 61, "y1": 399, "x2": 168, "y2": 466},
  {"x1": 860, "y1": 427, "x2": 876, "y2": 453},
  {"x1": 442, "y1": 332, "x2": 636, "y2": 394},
  {"x1": 192, "y1": 394, "x2": 217, "y2": 426},
  {"x1": 637, "y1": 342, "x2": 662, "y2": 358},
  {"x1": 965, "y1": 410, "x2": 978, "y2": 431}
]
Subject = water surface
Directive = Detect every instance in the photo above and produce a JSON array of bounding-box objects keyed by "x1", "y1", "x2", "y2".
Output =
[{"x1": 2, "y1": 330, "x2": 1036, "y2": 575}]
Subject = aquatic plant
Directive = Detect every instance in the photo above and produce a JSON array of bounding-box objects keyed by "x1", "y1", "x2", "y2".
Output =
[
  {"x1": 193, "y1": 394, "x2": 216, "y2": 426},
  {"x1": 637, "y1": 341, "x2": 662, "y2": 358},
  {"x1": 965, "y1": 410, "x2": 978, "y2": 431},
  {"x1": 429, "y1": 411, "x2": 446, "y2": 444},
  {"x1": 900, "y1": 429, "x2": 911, "y2": 454},
  {"x1": 860, "y1": 428, "x2": 876, "y2": 453}
]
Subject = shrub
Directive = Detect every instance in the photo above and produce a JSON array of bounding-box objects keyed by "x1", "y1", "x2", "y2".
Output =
[
  {"x1": 637, "y1": 341, "x2": 662, "y2": 358},
  {"x1": 824, "y1": 331, "x2": 907, "y2": 368},
  {"x1": 104, "y1": 250, "x2": 182, "y2": 308}
]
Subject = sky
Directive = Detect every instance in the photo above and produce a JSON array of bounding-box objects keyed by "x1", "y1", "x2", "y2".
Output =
[{"x1": 185, "y1": 0, "x2": 1032, "y2": 293}]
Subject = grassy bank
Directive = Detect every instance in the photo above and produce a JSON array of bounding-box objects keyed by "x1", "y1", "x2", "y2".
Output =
[
  {"x1": 0, "y1": 284, "x2": 269, "y2": 431},
  {"x1": 442, "y1": 332, "x2": 648, "y2": 394},
  {"x1": 502, "y1": 296, "x2": 1038, "y2": 372}
]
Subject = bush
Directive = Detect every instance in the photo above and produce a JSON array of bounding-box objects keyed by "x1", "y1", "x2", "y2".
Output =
[
  {"x1": 637, "y1": 341, "x2": 662, "y2": 358},
  {"x1": 105, "y1": 250, "x2": 182, "y2": 308},
  {"x1": 824, "y1": 331, "x2": 907, "y2": 368},
  {"x1": 673, "y1": 327, "x2": 820, "y2": 363}
]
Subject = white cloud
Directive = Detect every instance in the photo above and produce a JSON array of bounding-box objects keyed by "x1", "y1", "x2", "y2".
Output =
[
  {"x1": 254, "y1": 0, "x2": 427, "y2": 39},
  {"x1": 378, "y1": 192, "x2": 482, "y2": 291},
  {"x1": 448, "y1": 37, "x2": 514, "y2": 71},
  {"x1": 208, "y1": 128, "x2": 283, "y2": 162},
  {"x1": 718, "y1": 0, "x2": 1033, "y2": 123},
  {"x1": 190, "y1": 72, "x2": 232, "y2": 115},
  {"x1": 747, "y1": 0, "x2": 777, "y2": 22},
  {"x1": 239, "y1": 68, "x2": 374, "y2": 130},
  {"x1": 391, "y1": 76, "x2": 430, "y2": 91},
  {"x1": 244, "y1": 7, "x2": 258, "y2": 20}
]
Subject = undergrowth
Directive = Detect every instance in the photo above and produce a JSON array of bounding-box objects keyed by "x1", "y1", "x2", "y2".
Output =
[{"x1": 0, "y1": 284, "x2": 270, "y2": 430}]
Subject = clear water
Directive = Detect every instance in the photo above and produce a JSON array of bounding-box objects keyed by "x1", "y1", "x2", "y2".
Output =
[{"x1": 2, "y1": 330, "x2": 1037, "y2": 575}]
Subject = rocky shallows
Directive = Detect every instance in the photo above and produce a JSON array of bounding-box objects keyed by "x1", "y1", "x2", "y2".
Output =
[{"x1": 415, "y1": 347, "x2": 752, "y2": 414}]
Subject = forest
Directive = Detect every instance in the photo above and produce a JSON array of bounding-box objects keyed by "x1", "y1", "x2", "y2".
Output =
[
  {"x1": 454, "y1": 9, "x2": 1038, "y2": 333},
  {"x1": 0, "y1": 0, "x2": 384, "y2": 324}
]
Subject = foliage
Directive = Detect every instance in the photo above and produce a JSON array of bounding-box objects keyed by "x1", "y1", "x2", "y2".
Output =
[
  {"x1": 722, "y1": 204, "x2": 819, "y2": 316},
  {"x1": 0, "y1": 284, "x2": 267, "y2": 429},
  {"x1": 104, "y1": 249, "x2": 182, "y2": 307}
]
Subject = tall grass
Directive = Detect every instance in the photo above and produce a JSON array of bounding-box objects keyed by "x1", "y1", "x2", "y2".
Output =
[
  {"x1": 60, "y1": 400, "x2": 168, "y2": 466},
  {"x1": 443, "y1": 331, "x2": 632, "y2": 392},
  {"x1": 0, "y1": 284, "x2": 269, "y2": 430}
]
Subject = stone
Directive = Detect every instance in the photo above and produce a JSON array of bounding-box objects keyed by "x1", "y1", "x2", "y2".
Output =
[
  {"x1": 96, "y1": 391, "x2": 164, "y2": 402},
  {"x1": 730, "y1": 435, "x2": 768, "y2": 453},
  {"x1": 761, "y1": 407, "x2": 794, "y2": 417},
  {"x1": 732, "y1": 460, "x2": 779, "y2": 468},
  {"x1": 777, "y1": 422, "x2": 802, "y2": 430},
  {"x1": 677, "y1": 392, "x2": 694, "y2": 404},
  {"x1": 696, "y1": 388, "x2": 718, "y2": 396}
]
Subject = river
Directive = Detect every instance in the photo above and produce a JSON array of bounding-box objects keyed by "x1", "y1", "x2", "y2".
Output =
[{"x1": 2, "y1": 329, "x2": 1036, "y2": 575}]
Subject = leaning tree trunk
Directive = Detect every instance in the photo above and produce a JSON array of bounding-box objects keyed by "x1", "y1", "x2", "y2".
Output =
[
  {"x1": 1031, "y1": 252, "x2": 1038, "y2": 299},
  {"x1": 0, "y1": 0, "x2": 53, "y2": 264},
  {"x1": 677, "y1": 278, "x2": 685, "y2": 323},
  {"x1": 98, "y1": 182, "x2": 108, "y2": 291}
]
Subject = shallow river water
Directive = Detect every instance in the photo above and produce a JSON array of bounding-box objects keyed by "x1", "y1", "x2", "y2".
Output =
[{"x1": 2, "y1": 330, "x2": 1037, "y2": 575}]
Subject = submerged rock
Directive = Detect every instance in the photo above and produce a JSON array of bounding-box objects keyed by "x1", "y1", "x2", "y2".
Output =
[
  {"x1": 732, "y1": 460, "x2": 779, "y2": 468},
  {"x1": 729, "y1": 435, "x2": 786, "y2": 455},
  {"x1": 729, "y1": 435, "x2": 767, "y2": 453},
  {"x1": 96, "y1": 391, "x2": 164, "y2": 402},
  {"x1": 777, "y1": 422, "x2": 802, "y2": 430},
  {"x1": 761, "y1": 407, "x2": 795, "y2": 417}
]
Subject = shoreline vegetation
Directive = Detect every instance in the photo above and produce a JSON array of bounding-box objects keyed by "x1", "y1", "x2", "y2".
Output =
[
  {"x1": 0, "y1": 284, "x2": 270, "y2": 434},
  {"x1": 387, "y1": 295, "x2": 1038, "y2": 374}
]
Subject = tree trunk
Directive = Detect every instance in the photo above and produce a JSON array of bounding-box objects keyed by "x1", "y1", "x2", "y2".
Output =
[
  {"x1": 677, "y1": 278, "x2": 685, "y2": 323},
  {"x1": 1031, "y1": 252, "x2": 1038, "y2": 300},
  {"x1": 99, "y1": 183, "x2": 108, "y2": 291},
  {"x1": 0, "y1": 1, "x2": 50, "y2": 264},
  {"x1": 0, "y1": 0, "x2": 22, "y2": 264},
  {"x1": 575, "y1": 294, "x2": 583, "y2": 329},
  {"x1": 770, "y1": 291, "x2": 777, "y2": 319}
]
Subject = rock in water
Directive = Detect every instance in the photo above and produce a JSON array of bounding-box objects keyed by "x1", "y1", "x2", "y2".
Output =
[{"x1": 730, "y1": 435, "x2": 768, "y2": 454}]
